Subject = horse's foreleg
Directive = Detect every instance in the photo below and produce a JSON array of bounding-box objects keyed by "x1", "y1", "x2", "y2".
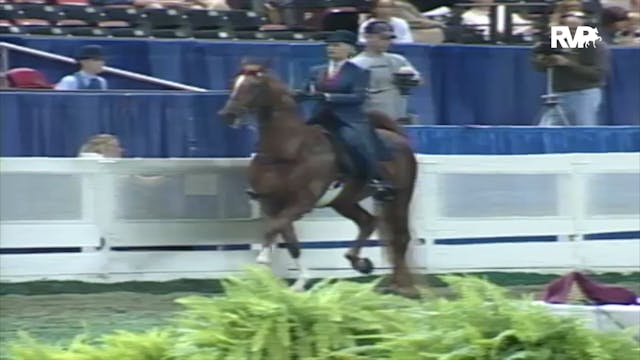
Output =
[
  {"x1": 256, "y1": 200, "x2": 284, "y2": 265},
  {"x1": 332, "y1": 202, "x2": 376, "y2": 274},
  {"x1": 258, "y1": 200, "x2": 312, "y2": 267},
  {"x1": 256, "y1": 245, "x2": 273, "y2": 264},
  {"x1": 280, "y1": 222, "x2": 309, "y2": 292}
]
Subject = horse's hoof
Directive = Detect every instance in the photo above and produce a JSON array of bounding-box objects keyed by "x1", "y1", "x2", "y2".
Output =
[
  {"x1": 256, "y1": 254, "x2": 271, "y2": 265},
  {"x1": 377, "y1": 285, "x2": 421, "y2": 300},
  {"x1": 290, "y1": 278, "x2": 308, "y2": 292},
  {"x1": 354, "y1": 257, "x2": 374, "y2": 275},
  {"x1": 397, "y1": 288, "x2": 421, "y2": 300}
]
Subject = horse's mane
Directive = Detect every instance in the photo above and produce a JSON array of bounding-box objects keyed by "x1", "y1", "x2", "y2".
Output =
[{"x1": 263, "y1": 73, "x2": 295, "y2": 103}]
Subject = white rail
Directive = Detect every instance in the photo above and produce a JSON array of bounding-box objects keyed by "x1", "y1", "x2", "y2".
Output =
[
  {"x1": 0, "y1": 41, "x2": 208, "y2": 92},
  {"x1": 0, "y1": 153, "x2": 638, "y2": 283}
]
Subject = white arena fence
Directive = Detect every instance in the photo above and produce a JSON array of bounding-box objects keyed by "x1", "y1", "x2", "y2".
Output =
[{"x1": 0, "y1": 153, "x2": 639, "y2": 283}]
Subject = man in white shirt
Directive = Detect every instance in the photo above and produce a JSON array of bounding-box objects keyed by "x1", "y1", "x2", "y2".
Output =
[
  {"x1": 358, "y1": 0, "x2": 414, "y2": 43},
  {"x1": 351, "y1": 20, "x2": 422, "y2": 122},
  {"x1": 55, "y1": 45, "x2": 108, "y2": 91}
]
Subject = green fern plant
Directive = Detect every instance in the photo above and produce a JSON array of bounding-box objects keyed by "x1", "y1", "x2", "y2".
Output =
[
  {"x1": 170, "y1": 267, "x2": 420, "y2": 360},
  {"x1": 8, "y1": 328, "x2": 175, "y2": 360},
  {"x1": 6, "y1": 267, "x2": 640, "y2": 360},
  {"x1": 333, "y1": 275, "x2": 640, "y2": 360}
]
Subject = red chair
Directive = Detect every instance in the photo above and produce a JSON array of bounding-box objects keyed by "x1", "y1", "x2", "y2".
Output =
[{"x1": 6, "y1": 67, "x2": 54, "y2": 89}]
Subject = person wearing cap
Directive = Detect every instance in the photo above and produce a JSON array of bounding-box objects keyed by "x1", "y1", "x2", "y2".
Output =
[
  {"x1": 351, "y1": 20, "x2": 422, "y2": 123},
  {"x1": 298, "y1": 30, "x2": 394, "y2": 197},
  {"x1": 532, "y1": 12, "x2": 609, "y2": 126},
  {"x1": 358, "y1": 0, "x2": 414, "y2": 44},
  {"x1": 55, "y1": 45, "x2": 108, "y2": 91}
]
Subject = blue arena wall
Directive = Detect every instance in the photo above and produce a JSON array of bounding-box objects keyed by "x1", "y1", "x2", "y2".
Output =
[
  {"x1": 2, "y1": 36, "x2": 640, "y2": 127},
  {"x1": 1, "y1": 91, "x2": 639, "y2": 157}
]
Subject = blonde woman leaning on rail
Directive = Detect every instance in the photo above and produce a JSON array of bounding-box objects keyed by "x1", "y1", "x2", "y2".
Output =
[
  {"x1": 78, "y1": 134, "x2": 123, "y2": 158},
  {"x1": 78, "y1": 134, "x2": 165, "y2": 185}
]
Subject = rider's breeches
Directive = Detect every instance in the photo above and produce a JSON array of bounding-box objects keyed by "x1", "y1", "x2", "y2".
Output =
[{"x1": 337, "y1": 122, "x2": 381, "y2": 181}]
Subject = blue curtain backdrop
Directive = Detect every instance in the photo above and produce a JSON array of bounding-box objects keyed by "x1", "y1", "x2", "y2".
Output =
[
  {"x1": 0, "y1": 92, "x2": 255, "y2": 157},
  {"x1": 2, "y1": 91, "x2": 639, "y2": 157},
  {"x1": 2, "y1": 36, "x2": 639, "y2": 126}
]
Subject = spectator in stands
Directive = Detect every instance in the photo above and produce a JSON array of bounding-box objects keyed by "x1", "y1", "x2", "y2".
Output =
[
  {"x1": 55, "y1": 45, "x2": 108, "y2": 91},
  {"x1": 191, "y1": 0, "x2": 230, "y2": 10},
  {"x1": 600, "y1": 6, "x2": 639, "y2": 44},
  {"x1": 386, "y1": 0, "x2": 447, "y2": 43},
  {"x1": 93, "y1": 0, "x2": 229, "y2": 9},
  {"x1": 359, "y1": 0, "x2": 414, "y2": 43},
  {"x1": 629, "y1": 11, "x2": 640, "y2": 43},
  {"x1": 264, "y1": 0, "x2": 302, "y2": 28},
  {"x1": 549, "y1": 0, "x2": 602, "y2": 25},
  {"x1": 351, "y1": 20, "x2": 422, "y2": 123},
  {"x1": 78, "y1": 134, "x2": 123, "y2": 158},
  {"x1": 551, "y1": 0, "x2": 583, "y2": 24},
  {"x1": 532, "y1": 12, "x2": 610, "y2": 126},
  {"x1": 460, "y1": 0, "x2": 533, "y2": 40}
]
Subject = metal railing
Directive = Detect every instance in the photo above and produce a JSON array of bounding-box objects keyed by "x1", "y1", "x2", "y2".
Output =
[{"x1": 0, "y1": 41, "x2": 207, "y2": 91}]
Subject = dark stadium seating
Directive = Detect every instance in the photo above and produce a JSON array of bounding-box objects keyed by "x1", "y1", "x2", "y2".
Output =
[{"x1": 0, "y1": 0, "x2": 366, "y2": 39}]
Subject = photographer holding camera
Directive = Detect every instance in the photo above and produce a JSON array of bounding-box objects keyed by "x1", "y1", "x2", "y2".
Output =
[{"x1": 532, "y1": 12, "x2": 610, "y2": 126}]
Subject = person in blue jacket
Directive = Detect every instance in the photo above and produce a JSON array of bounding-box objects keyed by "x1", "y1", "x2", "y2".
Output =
[
  {"x1": 55, "y1": 45, "x2": 108, "y2": 91},
  {"x1": 300, "y1": 30, "x2": 393, "y2": 197}
]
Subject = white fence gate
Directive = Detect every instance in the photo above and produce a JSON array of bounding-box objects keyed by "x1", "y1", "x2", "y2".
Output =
[{"x1": 1, "y1": 153, "x2": 638, "y2": 283}]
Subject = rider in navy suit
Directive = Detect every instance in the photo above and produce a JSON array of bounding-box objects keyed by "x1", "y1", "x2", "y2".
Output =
[{"x1": 300, "y1": 30, "x2": 393, "y2": 197}]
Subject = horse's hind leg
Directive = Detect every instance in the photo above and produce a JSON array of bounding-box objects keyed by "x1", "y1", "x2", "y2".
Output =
[
  {"x1": 280, "y1": 222, "x2": 310, "y2": 291},
  {"x1": 332, "y1": 202, "x2": 377, "y2": 274},
  {"x1": 382, "y1": 189, "x2": 417, "y2": 296}
]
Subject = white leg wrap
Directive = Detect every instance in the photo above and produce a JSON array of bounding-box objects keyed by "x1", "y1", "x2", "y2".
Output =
[
  {"x1": 290, "y1": 258, "x2": 310, "y2": 292},
  {"x1": 256, "y1": 245, "x2": 272, "y2": 264}
]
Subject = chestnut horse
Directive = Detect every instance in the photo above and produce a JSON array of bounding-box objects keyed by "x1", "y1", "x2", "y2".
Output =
[{"x1": 218, "y1": 67, "x2": 418, "y2": 296}]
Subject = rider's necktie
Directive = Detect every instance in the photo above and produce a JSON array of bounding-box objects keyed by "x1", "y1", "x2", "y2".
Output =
[{"x1": 328, "y1": 62, "x2": 338, "y2": 78}]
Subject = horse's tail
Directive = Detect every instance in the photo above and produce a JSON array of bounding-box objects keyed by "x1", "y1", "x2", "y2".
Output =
[{"x1": 367, "y1": 110, "x2": 407, "y2": 138}]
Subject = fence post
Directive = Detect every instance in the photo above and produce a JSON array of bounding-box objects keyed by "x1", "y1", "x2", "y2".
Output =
[
  {"x1": 567, "y1": 154, "x2": 588, "y2": 270},
  {"x1": 0, "y1": 46, "x2": 8, "y2": 89},
  {"x1": 415, "y1": 156, "x2": 440, "y2": 273}
]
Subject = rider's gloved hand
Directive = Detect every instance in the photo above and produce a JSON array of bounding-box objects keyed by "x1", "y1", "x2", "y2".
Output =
[{"x1": 291, "y1": 90, "x2": 306, "y2": 101}]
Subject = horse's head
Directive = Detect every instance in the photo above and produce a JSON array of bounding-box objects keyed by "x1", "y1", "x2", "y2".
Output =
[{"x1": 218, "y1": 65, "x2": 270, "y2": 127}]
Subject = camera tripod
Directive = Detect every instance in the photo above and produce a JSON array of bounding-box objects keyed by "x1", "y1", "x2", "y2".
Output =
[{"x1": 537, "y1": 67, "x2": 569, "y2": 126}]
